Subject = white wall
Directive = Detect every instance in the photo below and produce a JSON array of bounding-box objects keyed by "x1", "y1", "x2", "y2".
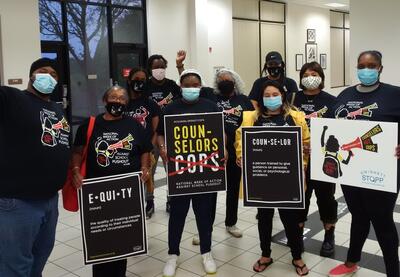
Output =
[
  {"x1": 146, "y1": 0, "x2": 233, "y2": 86},
  {"x1": 350, "y1": 0, "x2": 400, "y2": 86},
  {"x1": 0, "y1": 0, "x2": 41, "y2": 89},
  {"x1": 286, "y1": 3, "x2": 331, "y2": 91}
]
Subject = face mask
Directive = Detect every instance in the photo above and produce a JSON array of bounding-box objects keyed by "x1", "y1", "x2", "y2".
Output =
[
  {"x1": 357, "y1": 68, "x2": 379, "y2": 86},
  {"x1": 105, "y1": 102, "x2": 126, "y2": 117},
  {"x1": 152, "y1": 68, "x2": 166, "y2": 81},
  {"x1": 32, "y1": 73, "x2": 57, "y2": 95},
  {"x1": 267, "y1": 67, "x2": 283, "y2": 78},
  {"x1": 131, "y1": 80, "x2": 146, "y2": 93},
  {"x1": 217, "y1": 80, "x2": 235, "y2": 95},
  {"x1": 263, "y1": 96, "x2": 282, "y2": 111},
  {"x1": 182, "y1": 87, "x2": 200, "y2": 102},
  {"x1": 301, "y1": 76, "x2": 322, "y2": 90}
]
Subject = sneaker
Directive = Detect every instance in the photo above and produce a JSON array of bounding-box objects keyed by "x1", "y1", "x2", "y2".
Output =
[
  {"x1": 163, "y1": 255, "x2": 178, "y2": 277},
  {"x1": 328, "y1": 263, "x2": 359, "y2": 276},
  {"x1": 202, "y1": 252, "x2": 217, "y2": 274},
  {"x1": 166, "y1": 201, "x2": 171, "y2": 213},
  {"x1": 320, "y1": 227, "x2": 335, "y2": 257},
  {"x1": 192, "y1": 235, "x2": 200, "y2": 245},
  {"x1": 226, "y1": 225, "x2": 243, "y2": 238},
  {"x1": 146, "y1": 200, "x2": 155, "y2": 219}
]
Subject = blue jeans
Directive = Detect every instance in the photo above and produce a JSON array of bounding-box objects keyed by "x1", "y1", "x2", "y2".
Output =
[{"x1": 0, "y1": 194, "x2": 59, "y2": 277}]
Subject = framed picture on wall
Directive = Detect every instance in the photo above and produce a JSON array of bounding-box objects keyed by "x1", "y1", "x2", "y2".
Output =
[
  {"x1": 320, "y1": 54, "x2": 327, "y2": 69},
  {"x1": 305, "y1": 43, "x2": 318, "y2": 63},
  {"x1": 307, "y1": 29, "x2": 316, "y2": 43},
  {"x1": 295, "y1": 54, "x2": 303, "y2": 71}
]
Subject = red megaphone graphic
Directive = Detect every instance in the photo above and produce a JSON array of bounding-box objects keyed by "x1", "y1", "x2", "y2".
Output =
[{"x1": 341, "y1": 137, "x2": 362, "y2": 152}]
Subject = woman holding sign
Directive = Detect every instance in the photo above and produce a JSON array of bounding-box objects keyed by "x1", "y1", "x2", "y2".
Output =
[
  {"x1": 235, "y1": 80, "x2": 310, "y2": 275},
  {"x1": 71, "y1": 86, "x2": 152, "y2": 277},
  {"x1": 329, "y1": 51, "x2": 400, "y2": 277},
  {"x1": 157, "y1": 69, "x2": 221, "y2": 277}
]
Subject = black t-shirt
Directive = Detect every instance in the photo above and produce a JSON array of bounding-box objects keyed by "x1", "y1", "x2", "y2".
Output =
[
  {"x1": 248, "y1": 76, "x2": 298, "y2": 103},
  {"x1": 125, "y1": 97, "x2": 161, "y2": 138},
  {"x1": 146, "y1": 78, "x2": 181, "y2": 109},
  {"x1": 74, "y1": 115, "x2": 153, "y2": 179},
  {"x1": 0, "y1": 87, "x2": 71, "y2": 199},
  {"x1": 334, "y1": 83, "x2": 400, "y2": 187},
  {"x1": 254, "y1": 113, "x2": 296, "y2": 127},
  {"x1": 293, "y1": 90, "x2": 337, "y2": 127},
  {"x1": 200, "y1": 87, "x2": 218, "y2": 102},
  {"x1": 157, "y1": 98, "x2": 220, "y2": 136},
  {"x1": 216, "y1": 94, "x2": 254, "y2": 155}
]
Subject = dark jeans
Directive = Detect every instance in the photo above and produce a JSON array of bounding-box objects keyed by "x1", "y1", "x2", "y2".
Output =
[
  {"x1": 225, "y1": 158, "x2": 241, "y2": 227},
  {"x1": 0, "y1": 194, "x2": 58, "y2": 277},
  {"x1": 92, "y1": 259, "x2": 127, "y2": 277},
  {"x1": 301, "y1": 166, "x2": 338, "y2": 224},
  {"x1": 258, "y1": 208, "x2": 303, "y2": 260},
  {"x1": 342, "y1": 185, "x2": 399, "y2": 277},
  {"x1": 168, "y1": 193, "x2": 216, "y2": 255}
]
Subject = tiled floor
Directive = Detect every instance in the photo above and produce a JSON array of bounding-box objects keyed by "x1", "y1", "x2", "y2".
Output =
[{"x1": 44, "y1": 164, "x2": 392, "y2": 277}]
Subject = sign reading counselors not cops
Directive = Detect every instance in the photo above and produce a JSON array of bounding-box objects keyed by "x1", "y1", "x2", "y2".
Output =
[
  {"x1": 242, "y1": 126, "x2": 305, "y2": 208},
  {"x1": 164, "y1": 112, "x2": 227, "y2": 196}
]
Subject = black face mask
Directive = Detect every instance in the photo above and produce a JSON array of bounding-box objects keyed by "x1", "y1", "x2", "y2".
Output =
[
  {"x1": 217, "y1": 80, "x2": 235, "y2": 95},
  {"x1": 105, "y1": 102, "x2": 126, "y2": 117},
  {"x1": 267, "y1": 67, "x2": 283, "y2": 78},
  {"x1": 130, "y1": 80, "x2": 146, "y2": 93}
]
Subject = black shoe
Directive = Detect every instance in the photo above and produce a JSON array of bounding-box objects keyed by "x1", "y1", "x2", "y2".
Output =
[
  {"x1": 146, "y1": 200, "x2": 154, "y2": 219},
  {"x1": 320, "y1": 227, "x2": 335, "y2": 257},
  {"x1": 166, "y1": 201, "x2": 171, "y2": 213}
]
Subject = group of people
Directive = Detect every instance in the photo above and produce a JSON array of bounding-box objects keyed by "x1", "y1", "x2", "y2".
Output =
[{"x1": 0, "y1": 48, "x2": 399, "y2": 277}]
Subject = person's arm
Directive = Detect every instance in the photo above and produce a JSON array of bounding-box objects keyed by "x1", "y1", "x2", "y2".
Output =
[
  {"x1": 176, "y1": 50, "x2": 186, "y2": 75},
  {"x1": 342, "y1": 151, "x2": 353, "y2": 164},
  {"x1": 248, "y1": 80, "x2": 261, "y2": 110},
  {"x1": 321, "y1": 126, "x2": 328, "y2": 147},
  {"x1": 71, "y1": 123, "x2": 88, "y2": 188},
  {"x1": 140, "y1": 152, "x2": 151, "y2": 183},
  {"x1": 157, "y1": 135, "x2": 167, "y2": 164},
  {"x1": 151, "y1": 116, "x2": 159, "y2": 146}
]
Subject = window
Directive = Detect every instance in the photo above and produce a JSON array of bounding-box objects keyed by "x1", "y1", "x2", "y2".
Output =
[{"x1": 39, "y1": 0, "x2": 63, "y2": 41}]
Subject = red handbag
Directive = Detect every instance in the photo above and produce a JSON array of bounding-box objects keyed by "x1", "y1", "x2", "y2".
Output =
[{"x1": 62, "y1": 116, "x2": 96, "y2": 212}]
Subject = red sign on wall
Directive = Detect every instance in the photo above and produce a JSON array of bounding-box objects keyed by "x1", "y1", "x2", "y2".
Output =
[{"x1": 122, "y1": 68, "x2": 132, "y2": 78}]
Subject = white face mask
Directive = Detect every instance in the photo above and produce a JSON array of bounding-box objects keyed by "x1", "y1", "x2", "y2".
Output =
[
  {"x1": 152, "y1": 68, "x2": 166, "y2": 81},
  {"x1": 301, "y1": 76, "x2": 322, "y2": 90}
]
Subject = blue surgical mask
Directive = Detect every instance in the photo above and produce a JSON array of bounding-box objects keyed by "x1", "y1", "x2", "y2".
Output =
[
  {"x1": 357, "y1": 68, "x2": 379, "y2": 86},
  {"x1": 32, "y1": 73, "x2": 58, "y2": 94},
  {"x1": 263, "y1": 96, "x2": 282, "y2": 111},
  {"x1": 182, "y1": 87, "x2": 200, "y2": 102}
]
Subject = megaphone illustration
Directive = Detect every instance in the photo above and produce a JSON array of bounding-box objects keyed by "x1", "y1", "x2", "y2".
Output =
[{"x1": 340, "y1": 124, "x2": 382, "y2": 153}]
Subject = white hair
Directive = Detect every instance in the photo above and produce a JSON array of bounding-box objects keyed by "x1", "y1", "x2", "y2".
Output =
[{"x1": 213, "y1": 68, "x2": 246, "y2": 95}]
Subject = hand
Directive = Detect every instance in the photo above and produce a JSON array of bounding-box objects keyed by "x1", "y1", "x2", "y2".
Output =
[
  {"x1": 348, "y1": 150, "x2": 354, "y2": 157},
  {"x1": 395, "y1": 145, "x2": 400, "y2": 159},
  {"x1": 223, "y1": 148, "x2": 229, "y2": 167},
  {"x1": 141, "y1": 167, "x2": 151, "y2": 183},
  {"x1": 176, "y1": 50, "x2": 186, "y2": 67},
  {"x1": 303, "y1": 143, "x2": 311, "y2": 156},
  {"x1": 236, "y1": 157, "x2": 242, "y2": 168},
  {"x1": 72, "y1": 167, "x2": 83, "y2": 189},
  {"x1": 323, "y1": 126, "x2": 328, "y2": 131}
]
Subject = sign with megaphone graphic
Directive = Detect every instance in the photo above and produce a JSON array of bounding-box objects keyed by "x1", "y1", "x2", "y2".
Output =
[{"x1": 310, "y1": 118, "x2": 398, "y2": 193}]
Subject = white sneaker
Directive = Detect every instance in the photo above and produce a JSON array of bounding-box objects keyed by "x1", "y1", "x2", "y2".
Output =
[
  {"x1": 192, "y1": 235, "x2": 200, "y2": 245},
  {"x1": 163, "y1": 255, "x2": 178, "y2": 277},
  {"x1": 226, "y1": 225, "x2": 243, "y2": 238},
  {"x1": 202, "y1": 252, "x2": 217, "y2": 274}
]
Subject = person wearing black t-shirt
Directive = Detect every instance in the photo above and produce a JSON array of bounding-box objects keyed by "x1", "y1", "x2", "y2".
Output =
[
  {"x1": 146, "y1": 54, "x2": 181, "y2": 109},
  {"x1": 248, "y1": 51, "x2": 298, "y2": 109},
  {"x1": 0, "y1": 58, "x2": 71, "y2": 277},
  {"x1": 125, "y1": 68, "x2": 161, "y2": 219},
  {"x1": 235, "y1": 80, "x2": 310, "y2": 276},
  {"x1": 329, "y1": 52, "x2": 400, "y2": 277},
  {"x1": 157, "y1": 70, "x2": 219, "y2": 277},
  {"x1": 292, "y1": 62, "x2": 338, "y2": 258},
  {"x1": 214, "y1": 68, "x2": 254, "y2": 238},
  {"x1": 72, "y1": 86, "x2": 152, "y2": 277}
]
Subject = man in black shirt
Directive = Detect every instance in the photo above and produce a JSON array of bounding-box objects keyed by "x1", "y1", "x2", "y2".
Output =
[
  {"x1": 248, "y1": 51, "x2": 298, "y2": 109},
  {"x1": 0, "y1": 58, "x2": 71, "y2": 276}
]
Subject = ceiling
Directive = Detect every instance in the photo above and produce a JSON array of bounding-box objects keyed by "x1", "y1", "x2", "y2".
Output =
[{"x1": 283, "y1": 0, "x2": 350, "y2": 11}]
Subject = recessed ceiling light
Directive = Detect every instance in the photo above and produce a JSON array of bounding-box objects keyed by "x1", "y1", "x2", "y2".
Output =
[{"x1": 325, "y1": 3, "x2": 347, "y2": 8}]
